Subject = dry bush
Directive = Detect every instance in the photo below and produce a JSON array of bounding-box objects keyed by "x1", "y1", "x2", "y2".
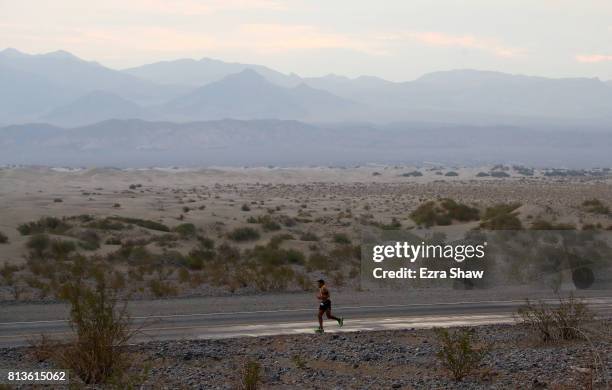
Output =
[
  {"x1": 237, "y1": 359, "x2": 262, "y2": 390},
  {"x1": 31, "y1": 278, "x2": 138, "y2": 385},
  {"x1": 517, "y1": 295, "x2": 593, "y2": 342},
  {"x1": 435, "y1": 328, "x2": 487, "y2": 381}
]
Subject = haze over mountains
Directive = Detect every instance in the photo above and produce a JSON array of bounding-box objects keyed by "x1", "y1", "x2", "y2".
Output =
[
  {"x1": 2, "y1": 48, "x2": 612, "y2": 127},
  {"x1": 1, "y1": 48, "x2": 612, "y2": 167}
]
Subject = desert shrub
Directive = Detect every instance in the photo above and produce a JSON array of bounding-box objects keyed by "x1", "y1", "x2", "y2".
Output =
[
  {"x1": 241, "y1": 203, "x2": 251, "y2": 211},
  {"x1": 435, "y1": 328, "x2": 487, "y2": 381},
  {"x1": 26, "y1": 234, "x2": 51, "y2": 256},
  {"x1": 150, "y1": 234, "x2": 179, "y2": 248},
  {"x1": 0, "y1": 231, "x2": 7, "y2": 244},
  {"x1": 0, "y1": 262, "x2": 20, "y2": 282},
  {"x1": 43, "y1": 279, "x2": 135, "y2": 385},
  {"x1": 148, "y1": 279, "x2": 178, "y2": 297},
  {"x1": 278, "y1": 215, "x2": 297, "y2": 227},
  {"x1": 174, "y1": 223, "x2": 197, "y2": 238},
  {"x1": 517, "y1": 296, "x2": 593, "y2": 342},
  {"x1": 490, "y1": 171, "x2": 510, "y2": 178},
  {"x1": 86, "y1": 218, "x2": 126, "y2": 231},
  {"x1": 228, "y1": 227, "x2": 260, "y2": 242},
  {"x1": 262, "y1": 220, "x2": 281, "y2": 232},
  {"x1": 299, "y1": 232, "x2": 319, "y2": 241},
  {"x1": 76, "y1": 230, "x2": 101, "y2": 250},
  {"x1": 445, "y1": 171, "x2": 459, "y2": 177},
  {"x1": 238, "y1": 359, "x2": 261, "y2": 390},
  {"x1": 197, "y1": 236, "x2": 215, "y2": 250},
  {"x1": 411, "y1": 199, "x2": 479, "y2": 227},
  {"x1": 582, "y1": 199, "x2": 609, "y2": 215},
  {"x1": 514, "y1": 166, "x2": 534, "y2": 176},
  {"x1": 111, "y1": 217, "x2": 170, "y2": 232},
  {"x1": 105, "y1": 237, "x2": 122, "y2": 245},
  {"x1": 401, "y1": 171, "x2": 423, "y2": 177},
  {"x1": 441, "y1": 199, "x2": 479, "y2": 222},
  {"x1": 18, "y1": 217, "x2": 70, "y2": 235},
  {"x1": 291, "y1": 354, "x2": 307, "y2": 369},
  {"x1": 530, "y1": 220, "x2": 575, "y2": 230},
  {"x1": 480, "y1": 203, "x2": 522, "y2": 230},
  {"x1": 476, "y1": 172, "x2": 490, "y2": 177},
  {"x1": 268, "y1": 233, "x2": 294, "y2": 248},
  {"x1": 307, "y1": 253, "x2": 330, "y2": 271},
  {"x1": 178, "y1": 268, "x2": 190, "y2": 283},
  {"x1": 332, "y1": 233, "x2": 351, "y2": 245},
  {"x1": 50, "y1": 239, "x2": 77, "y2": 259},
  {"x1": 285, "y1": 249, "x2": 306, "y2": 265},
  {"x1": 379, "y1": 217, "x2": 402, "y2": 230}
]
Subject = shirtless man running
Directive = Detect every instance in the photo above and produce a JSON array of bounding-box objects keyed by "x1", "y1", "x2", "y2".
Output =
[{"x1": 316, "y1": 279, "x2": 343, "y2": 333}]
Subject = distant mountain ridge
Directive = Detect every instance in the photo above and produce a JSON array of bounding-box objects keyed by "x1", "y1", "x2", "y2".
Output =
[
  {"x1": 1, "y1": 119, "x2": 611, "y2": 167},
  {"x1": 123, "y1": 57, "x2": 302, "y2": 87},
  {"x1": 2, "y1": 48, "x2": 612, "y2": 126},
  {"x1": 161, "y1": 69, "x2": 358, "y2": 121}
]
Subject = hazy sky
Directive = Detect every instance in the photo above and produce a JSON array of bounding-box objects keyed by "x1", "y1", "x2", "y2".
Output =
[{"x1": 2, "y1": 0, "x2": 612, "y2": 81}]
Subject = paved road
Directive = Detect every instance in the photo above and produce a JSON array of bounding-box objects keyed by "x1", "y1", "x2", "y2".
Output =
[{"x1": 2, "y1": 297, "x2": 612, "y2": 348}]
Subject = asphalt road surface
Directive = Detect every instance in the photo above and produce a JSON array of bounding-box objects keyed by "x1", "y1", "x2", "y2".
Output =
[{"x1": 2, "y1": 297, "x2": 612, "y2": 348}]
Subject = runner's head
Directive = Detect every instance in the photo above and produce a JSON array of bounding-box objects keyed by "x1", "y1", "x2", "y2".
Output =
[{"x1": 317, "y1": 279, "x2": 325, "y2": 287}]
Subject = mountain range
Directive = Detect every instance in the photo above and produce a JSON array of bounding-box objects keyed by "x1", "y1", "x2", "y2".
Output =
[
  {"x1": 2, "y1": 48, "x2": 612, "y2": 127},
  {"x1": 2, "y1": 119, "x2": 611, "y2": 167}
]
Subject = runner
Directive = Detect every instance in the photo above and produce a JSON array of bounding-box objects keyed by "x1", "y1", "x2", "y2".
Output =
[{"x1": 315, "y1": 279, "x2": 343, "y2": 333}]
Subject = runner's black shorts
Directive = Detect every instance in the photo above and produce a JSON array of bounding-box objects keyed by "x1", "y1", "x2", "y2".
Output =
[{"x1": 319, "y1": 299, "x2": 331, "y2": 311}]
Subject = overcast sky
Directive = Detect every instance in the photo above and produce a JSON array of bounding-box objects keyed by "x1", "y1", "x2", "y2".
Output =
[{"x1": 1, "y1": 0, "x2": 612, "y2": 81}]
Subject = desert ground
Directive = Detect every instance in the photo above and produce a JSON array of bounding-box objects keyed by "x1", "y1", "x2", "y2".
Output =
[
  {"x1": 0, "y1": 165, "x2": 611, "y2": 302},
  {"x1": 1, "y1": 165, "x2": 611, "y2": 389}
]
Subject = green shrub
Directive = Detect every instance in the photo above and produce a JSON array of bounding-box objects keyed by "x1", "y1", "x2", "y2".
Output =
[
  {"x1": 77, "y1": 230, "x2": 101, "y2": 250},
  {"x1": 401, "y1": 171, "x2": 423, "y2": 177},
  {"x1": 26, "y1": 234, "x2": 51, "y2": 256},
  {"x1": 86, "y1": 218, "x2": 126, "y2": 231},
  {"x1": 285, "y1": 249, "x2": 306, "y2": 265},
  {"x1": 18, "y1": 217, "x2": 70, "y2": 235},
  {"x1": 332, "y1": 233, "x2": 351, "y2": 245},
  {"x1": 441, "y1": 199, "x2": 479, "y2": 222},
  {"x1": 480, "y1": 203, "x2": 522, "y2": 230},
  {"x1": 228, "y1": 227, "x2": 260, "y2": 242},
  {"x1": 490, "y1": 171, "x2": 510, "y2": 178},
  {"x1": 111, "y1": 217, "x2": 170, "y2": 232},
  {"x1": 174, "y1": 223, "x2": 197, "y2": 238},
  {"x1": 435, "y1": 328, "x2": 487, "y2": 381},
  {"x1": 411, "y1": 199, "x2": 479, "y2": 227},
  {"x1": 299, "y1": 232, "x2": 319, "y2": 241},
  {"x1": 445, "y1": 171, "x2": 459, "y2": 177},
  {"x1": 197, "y1": 236, "x2": 215, "y2": 250},
  {"x1": 530, "y1": 220, "x2": 575, "y2": 230}
]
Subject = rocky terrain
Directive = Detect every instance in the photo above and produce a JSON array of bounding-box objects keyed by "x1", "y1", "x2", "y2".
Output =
[{"x1": 1, "y1": 322, "x2": 610, "y2": 389}]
